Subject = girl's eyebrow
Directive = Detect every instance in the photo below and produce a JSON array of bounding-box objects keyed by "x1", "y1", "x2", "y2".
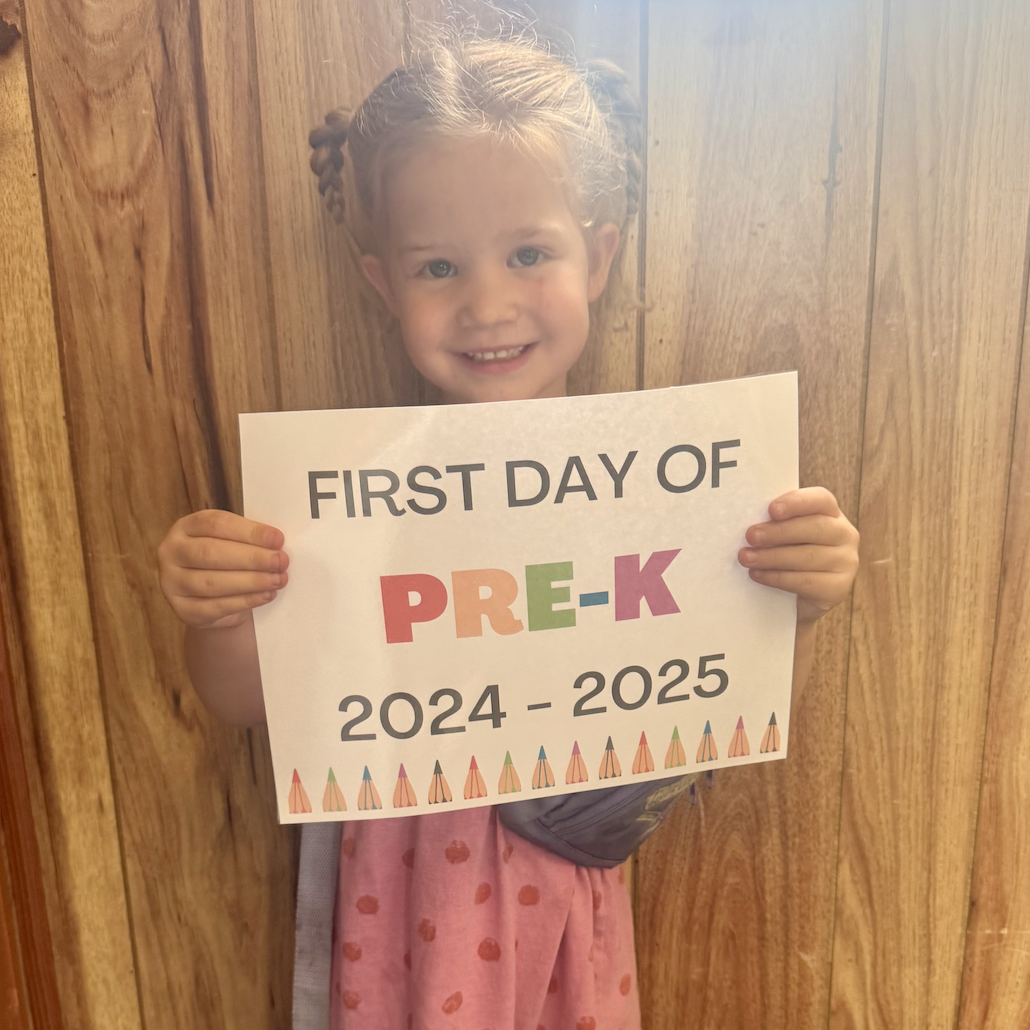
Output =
[
  {"x1": 399, "y1": 243, "x2": 442, "y2": 255},
  {"x1": 507, "y1": 223, "x2": 563, "y2": 240}
]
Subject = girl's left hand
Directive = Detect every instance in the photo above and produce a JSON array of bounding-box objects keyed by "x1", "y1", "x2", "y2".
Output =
[{"x1": 738, "y1": 487, "x2": 860, "y2": 624}]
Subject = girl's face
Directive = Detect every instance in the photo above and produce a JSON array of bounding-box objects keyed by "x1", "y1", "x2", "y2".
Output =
[{"x1": 361, "y1": 137, "x2": 620, "y2": 404}]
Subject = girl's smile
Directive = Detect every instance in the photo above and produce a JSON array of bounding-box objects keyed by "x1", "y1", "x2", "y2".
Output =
[
  {"x1": 361, "y1": 137, "x2": 620, "y2": 404},
  {"x1": 460, "y1": 342, "x2": 535, "y2": 372}
]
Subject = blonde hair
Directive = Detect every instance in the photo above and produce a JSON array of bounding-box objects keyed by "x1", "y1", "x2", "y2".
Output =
[{"x1": 308, "y1": 27, "x2": 642, "y2": 252}]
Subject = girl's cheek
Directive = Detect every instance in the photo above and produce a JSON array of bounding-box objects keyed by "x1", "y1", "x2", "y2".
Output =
[
  {"x1": 402, "y1": 296, "x2": 441, "y2": 339},
  {"x1": 533, "y1": 271, "x2": 573, "y2": 312}
]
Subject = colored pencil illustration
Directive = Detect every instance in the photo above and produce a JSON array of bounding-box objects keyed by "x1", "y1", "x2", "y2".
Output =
[
  {"x1": 532, "y1": 747, "x2": 555, "y2": 789},
  {"x1": 428, "y1": 760, "x2": 453, "y2": 804},
  {"x1": 632, "y1": 732, "x2": 654, "y2": 774},
  {"x1": 665, "y1": 726, "x2": 686, "y2": 769},
  {"x1": 322, "y1": 768, "x2": 346, "y2": 812},
  {"x1": 728, "y1": 717, "x2": 750, "y2": 758},
  {"x1": 566, "y1": 741, "x2": 588, "y2": 784},
  {"x1": 358, "y1": 766, "x2": 382, "y2": 810},
  {"x1": 289, "y1": 769, "x2": 312, "y2": 814},
  {"x1": 393, "y1": 764, "x2": 417, "y2": 808},
  {"x1": 599, "y1": 736, "x2": 622, "y2": 779},
  {"x1": 498, "y1": 751, "x2": 522, "y2": 794},
  {"x1": 696, "y1": 721, "x2": 717, "y2": 763},
  {"x1": 464, "y1": 756, "x2": 488, "y2": 800},
  {"x1": 760, "y1": 713, "x2": 781, "y2": 753}
]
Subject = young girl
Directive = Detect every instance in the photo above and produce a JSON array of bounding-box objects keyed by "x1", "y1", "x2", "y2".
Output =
[{"x1": 158, "y1": 27, "x2": 859, "y2": 1030}]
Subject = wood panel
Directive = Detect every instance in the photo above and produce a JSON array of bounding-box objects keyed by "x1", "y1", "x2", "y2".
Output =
[
  {"x1": 635, "y1": 1, "x2": 883, "y2": 1027},
  {"x1": 830, "y1": 1, "x2": 1030, "y2": 1027},
  {"x1": 1, "y1": 820, "x2": 30, "y2": 1030},
  {"x1": 0, "y1": 749, "x2": 31, "y2": 1030},
  {"x1": 252, "y1": 0, "x2": 415, "y2": 412},
  {"x1": 0, "y1": 2, "x2": 138, "y2": 1026},
  {"x1": 958, "y1": 251, "x2": 1030, "y2": 1028},
  {"x1": 0, "y1": 535, "x2": 52, "y2": 1030},
  {"x1": 19, "y1": 0, "x2": 296, "y2": 1025},
  {"x1": 0, "y1": 683, "x2": 31, "y2": 1030}
]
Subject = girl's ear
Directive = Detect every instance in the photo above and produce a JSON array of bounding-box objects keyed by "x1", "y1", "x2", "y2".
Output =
[
  {"x1": 360, "y1": 254, "x2": 399, "y2": 315},
  {"x1": 586, "y1": 222, "x2": 621, "y2": 302}
]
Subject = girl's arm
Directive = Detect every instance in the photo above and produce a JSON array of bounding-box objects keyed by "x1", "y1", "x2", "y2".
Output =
[
  {"x1": 158, "y1": 509, "x2": 288, "y2": 728},
  {"x1": 185, "y1": 616, "x2": 266, "y2": 727}
]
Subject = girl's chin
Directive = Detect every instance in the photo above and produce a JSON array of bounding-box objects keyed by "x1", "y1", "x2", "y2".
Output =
[
  {"x1": 440, "y1": 373, "x2": 568, "y2": 405},
  {"x1": 415, "y1": 345, "x2": 582, "y2": 403}
]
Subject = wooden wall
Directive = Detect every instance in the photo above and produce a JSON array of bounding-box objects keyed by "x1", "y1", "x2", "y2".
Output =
[{"x1": 0, "y1": 1, "x2": 1027, "y2": 1028}]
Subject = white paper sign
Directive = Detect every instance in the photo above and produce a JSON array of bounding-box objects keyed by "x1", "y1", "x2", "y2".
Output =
[{"x1": 241, "y1": 373, "x2": 798, "y2": 823}]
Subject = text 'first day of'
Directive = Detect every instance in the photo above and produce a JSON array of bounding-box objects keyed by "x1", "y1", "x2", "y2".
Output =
[{"x1": 306, "y1": 441, "x2": 742, "y2": 519}]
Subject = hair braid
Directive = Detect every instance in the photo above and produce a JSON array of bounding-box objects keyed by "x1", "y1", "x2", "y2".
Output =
[{"x1": 308, "y1": 108, "x2": 351, "y2": 224}]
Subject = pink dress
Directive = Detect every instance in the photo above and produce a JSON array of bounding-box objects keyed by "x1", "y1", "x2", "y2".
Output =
[{"x1": 329, "y1": 806, "x2": 641, "y2": 1029}]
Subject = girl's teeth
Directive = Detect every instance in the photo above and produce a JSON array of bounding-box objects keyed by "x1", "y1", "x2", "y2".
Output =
[{"x1": 467, "y1": 346, "x2": 527, "y2": 362}]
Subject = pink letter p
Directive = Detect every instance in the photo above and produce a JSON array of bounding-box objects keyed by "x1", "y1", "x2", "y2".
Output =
[{"x1": 380, "y1": 574, "x2": 448, "y2": 643}]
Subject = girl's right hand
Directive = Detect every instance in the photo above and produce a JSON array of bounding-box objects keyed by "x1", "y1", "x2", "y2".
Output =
[{"x1": 157, "y1": 510, "x2": 289, "y2": 630}]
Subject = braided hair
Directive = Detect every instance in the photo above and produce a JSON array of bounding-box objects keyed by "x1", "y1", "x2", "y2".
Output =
[
  {"x1": 308, "y1": 108, "x2": 350, "y2": 225},
  {"x1": 308, "y1": 28, "x2": 642, "y2": 248}
]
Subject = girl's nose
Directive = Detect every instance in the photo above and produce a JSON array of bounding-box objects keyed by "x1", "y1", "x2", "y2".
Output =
[{"x1": 457, "y1": 269, "x2": 518, "y2": 328}]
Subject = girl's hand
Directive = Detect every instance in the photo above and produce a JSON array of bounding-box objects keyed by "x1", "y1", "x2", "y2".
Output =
[
  {"x1": 737, "y1": 487, "x2": 859, "y2": 624},
  {"x1": 157, "y1": 510, "x2": 289, "y2": 630}
]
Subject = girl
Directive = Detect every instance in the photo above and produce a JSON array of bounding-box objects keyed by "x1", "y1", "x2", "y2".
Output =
[{"x1": 158, "y1": 26, "x2": 859, "y2": 1030}]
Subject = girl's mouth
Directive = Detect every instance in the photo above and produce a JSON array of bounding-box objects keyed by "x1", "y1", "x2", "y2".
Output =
[
  {"x1": 460, "y1": 343, "x2": 535, "y2": 374},
  {"x1": 465, "y1": 345, "x2": 530, "y2": 362}
]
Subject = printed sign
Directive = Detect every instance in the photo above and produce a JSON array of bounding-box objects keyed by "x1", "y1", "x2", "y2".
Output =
[{"x1": 240, "y1": 373, "x2": 798, "y2": 823}]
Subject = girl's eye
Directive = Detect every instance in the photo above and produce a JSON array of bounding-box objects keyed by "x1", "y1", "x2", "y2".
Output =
[
  {"x1": 511, "y1": 246, "x2": 543, "y2": 268},
  {"x1": 425, "y1": 259, "x2": 455, "y2": 279}
]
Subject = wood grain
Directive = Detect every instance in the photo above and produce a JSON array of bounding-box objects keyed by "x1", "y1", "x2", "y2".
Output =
[
  {"x1": 956, "y1": 223, "x2": 1030, "y2": 1026},
  {"x1": 0, "y1": 822, "x2": 29, "y2": 1030},
  {"x1": 0, "y1": 2, "x2": 139, "y2": 1026},
  {"x1": 0, "y1": 684, "x2": 32, "y2": 1030},
  {"x1": 0, "y1": 737, "x2": 30, "y2": 1030},
  {"x1": 635, "y1": 2, "x2": 883, "y2": 1027},
  {"x1": 19, "y1": 0, "x2": 296, "y2": 1025},
  {"x1": 830, "y1": 1, "x2": 1030, "y2": 1027},
  {"x1": 253, "y1": 0, "x2": 417, "y2": 412},
  {"x1": 0, "y1": 530, "x2": 53, "y2": 1030}
]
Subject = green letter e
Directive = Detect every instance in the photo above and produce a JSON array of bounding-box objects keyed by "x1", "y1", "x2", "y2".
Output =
[{"x1": 525, "y1": 562, "x2": 576, "y2": 631}]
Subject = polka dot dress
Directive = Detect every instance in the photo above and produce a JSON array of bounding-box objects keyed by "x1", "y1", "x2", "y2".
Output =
[{"x1": 329, "y1": 807, "x2": 641, "y2": 1029}]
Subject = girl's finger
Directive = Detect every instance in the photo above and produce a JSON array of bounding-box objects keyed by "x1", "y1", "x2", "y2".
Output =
[
  {"x1": 739, "y1": 543, "x2": 856, "y2": 574},
  {"x1": 181, "y1": 509, "x2": 285, "y2": 551},
  {"x1": 747, "y1": 567, "x2": 854, "y2": 601},
  {"x1": 175, "y1": 568, "x2": 288, "y2": 599},
  {"x1": 745, "y1": 513, "x2": 854, "y2": 548},
  {"x1": 768, "y1": 486, "x2": 841, "y2": 521},
  {"x1": 170, "y1": 536, "x2": 289, "y2": 573}
]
